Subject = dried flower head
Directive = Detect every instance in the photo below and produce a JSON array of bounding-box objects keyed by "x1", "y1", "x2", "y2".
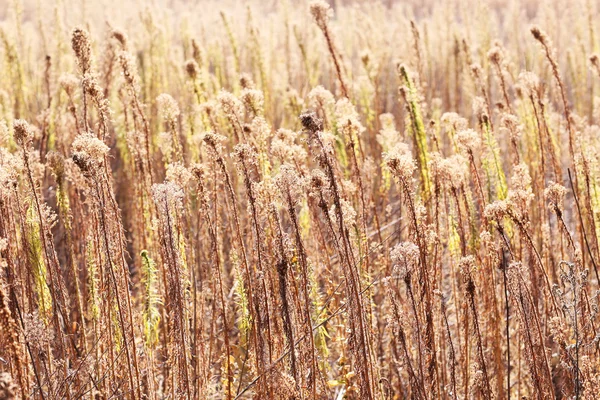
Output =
[
  {"x1": 157, "y1": 93, "x2": 180, "y2": 121},
  {"x1": 335, "y1": 98, "x2": 365, "y2": 137},
  {"x1": 308, "y1": 86, "x2": 335, "y2": 110},
  {"x1": 310, "y1": 0, "x2": 332, "y2": 29},
  {"x1": 271, "y1": 129, "x2": 307, "y2": 162},
  {"x1": 470, "y1": 63, "x2": 485, "y2": 83},
  {"x1": 218, "y1": 90, "x2": 244, "y2": 121},
  {"x1": 166, "y1": 162, "x2": 193, "y2": 188},
  {"x1": 530, "y1": 25, "x2": 548, "y2": 44},
  {"x1": 185, "y1": 59, "x2": 199, "y2": 80},
  {"x1": 436, "y1": 154, "x2": 468, "y2": 188},
  {"x1": 232, "y1": 143, "x2": 259, "y2": 169},
  {"x1": 275, "y1": 163, "x2": 305, "y2": 203},
  {"x1": 0, "y1": 152, "x2": 21, "y2": 198},
  {"x1": 241, "y1": 89, "x2": 264, "y2": 116},
  {"x1": 82, "y1": 73, "x2": 104, "y2": 99},
  {"x1": 544, "y1": 181, "x2": 567, "y2": 211},
  {"x1": 459, "y1": 255, "x2": 477, "y2": 293},
  {"x1": 483, "y1": 200, "x2": 508, "y2": 221},
  {"x1": 384, "y1": 144, "x2": 415, "y2": 183},
  {"x1": 487, "y1": 44, "x2": 504, "y2": 65},
  {"x1": 390, "y1": 242, "x2": 419, "y2": 280},
  {"x1": 508, "y1": 163, "x2": 534, "y2": 208},
  {"x1": 300, "y1": 111, "x2": 323, "y2": 133},
  {"x1": 59, "y1": 73, "x2": 80, "y2": 95},
  {"x1": 517, "y1": 71, "x2": 541, "y2": 98},
  {"x1": 152, "y1": 182, "x2": 184, "y2": 215},
  {"x1": 46, "y1": 151, "x2": 65, "y2": 182},
  {"x1": 72, "y1": 132, "x2": 110, "y2": 171},
  {"x1": 202, "y1": 131, "x2": 227, "y2": 155},
  {"x1": 309, "y1": 169, "x2": 328, "y2": 192},
  {"x1": 456, "y1": 129, "x2": 481, "y2": 152},
  {"x1": 72, "y1": 27, "x2": 92, "y2": 73},
  {"x1": 239, "y1": 73, "x2": 255, "y2": 90},
  {"x1": 376, "y1": 113, "x2": 401, "y2": 151},
  {"x1": 111, "y1": 29, "x2": 128, "y2": 49},
  {"x1": 440, "y1": 112, "x2": 468, "y2": 131},
  {"x1": 13, "y1": 119, "x2": 33, "y2": 147},
  {"x1": 472, "y1": 96, "x2": 488, "y2": 120}
]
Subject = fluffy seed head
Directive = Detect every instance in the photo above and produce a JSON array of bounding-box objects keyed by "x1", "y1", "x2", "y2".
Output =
[
  {"x1": 59, "y1": 74, "x2": 80, "y2": 95},
  {"x1": 456, "y1": 129, "x2": 481, "y2": 152},
  {"x1": 241, "y1": 89, "x2": 264, "y2": 116},
  {"x1": 484, "y1": 200, "x2": 508, "y2": 221},
  {"x1": 390, "y1": 242, "x2": 419, "y2": 280},
  {"x1": 299, "y1": 111, "x2": 323, "y2": 133},
  {"x1": 544, "y1": 181, "x2": 567, "y2": 211},
  {"x1": 384, "y1": 144, "x2": 416, "y2": 183},
  {"x1": 13, "y1": 119, "x2": 32, "y2": 147},
  {"x1": 72, "y1": 132, "x2": 110, "y2": 171},
  {"x1": 487, "y1": 45, "x2": 504, "y2": 65},
  {"x1": 157, "y1": 93, "x2": 180, "y2": 121}
]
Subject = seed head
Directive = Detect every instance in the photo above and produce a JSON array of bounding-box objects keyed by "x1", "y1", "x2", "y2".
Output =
[
  {"x1": 517, "y1": 71, "x2": 541, "y2": 97},
  {"x1": 185, "y1": 59, "x2": 199, "y2": 80},
  {"x1": 483, "y1": 200, "x2": 508, "y2": 221},
  {"x1": 508, "y1": 163, "x2": 533, "y2": 206},
  {"x1": 487, "y1": 45, "x2": 503, "y2": 65},
  {"x1": 157, "y1": 93, "x2": 180, "y2": 121},
  {"x1": 390, "y1": 242, "x2": 419, "y2": 281},
  {"x1": 384, "y1": 144, "x2": 415, "y2": 183},
  {"x1": 46, "y1": 151, "x2": 65, "y2": 182},
  {"x1": 299, "y1": 111, "x2": 323, "y2": 133},
  {"x1": 239, "y1": 73, "x2": 255, "y2": 90},
  {"x1": 310, "y1": 0, "x2": 332, "y2": 29},
  {"x1": 241, "y1": 89, "x2": 264, "y2": 116},
  {"x1": 202, "y1": 132, "x2": 227, "y2": 154},
  {"x1": 308, "y1": 86, "x2": 335, "y2": 109},
  {"x1": 166, "y1": 162, "x2": 193, "y2": 188},
  {"x1": 111, "y1": 29, "x2": 128, "y2": 49},
  {"x1": 310, "y1": 169, "x2": 328, "y2": 190},
  {"x1": 152, "y1": 182, "x2": 184, "y2": 213},
  {"x1": 71, "y1": 132, "x2": 109, "y2": 171},
  {"x1": 217, "y1": 90, "x2": 244, "y2": 121},
  {"x1": 544, "y1": 181, "x2": 567, "y2": 211},
  {"x1": 13, "y1": 119, "x2": 32, "y2": 147},
  {"x1": 440, "y1": 112, "x2": 468, "y2": 131},
  {"x1": 72, "y1": 28, "x2": 92, "y2": 73},
  {"x1": 59, "y1": 74, "x2": 79, "y2": 95},
  {"x1": 275, "y1": 163, "x2": 304, "y2": 202},
  {"x1": 530, "y1": 25, "x2": 546, "y2": 43},
  {"x1": 118, "y1": 51, "x2": 137, "y2": 86},
  {"x1": 456, "y1": 129, "x2": 481, "y2": 152}
]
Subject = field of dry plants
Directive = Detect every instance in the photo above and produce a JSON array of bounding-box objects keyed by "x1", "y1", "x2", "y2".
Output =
[{"x1": 2, "y1": 0, "x2": 600, "y2": 398}]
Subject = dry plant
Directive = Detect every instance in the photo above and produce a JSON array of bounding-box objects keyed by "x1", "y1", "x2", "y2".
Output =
[{"x1": 1, "y1": 0, "x2": 600, "y2": 399}]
